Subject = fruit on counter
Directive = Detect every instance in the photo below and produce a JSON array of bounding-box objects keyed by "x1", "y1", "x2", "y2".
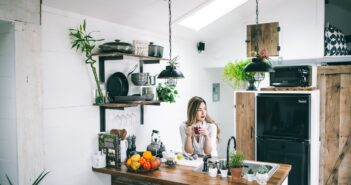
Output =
[
  {"x1": 177, "y1": 153, "x2": 183, "y2": 160},
  {"x1": 143, "y1": 151, "x2": 152, "y2": 160},
  {"x1": 131, "y1": 161, "x2": 141, "y2": 170},
  {"x1": 126, "y1": 150, "x2": 161, "y2": 171},
  {"x1": 130, "y1": 154, "x2": 141, "y2": 162}
]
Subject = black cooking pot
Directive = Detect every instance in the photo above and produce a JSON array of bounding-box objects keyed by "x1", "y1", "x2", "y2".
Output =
[
  {"x1": 99, "y1": 39, "x2": 135, "y2": 54},
  {"x1": 148, "y1": 42, "x2": 164, "y2": 57}
]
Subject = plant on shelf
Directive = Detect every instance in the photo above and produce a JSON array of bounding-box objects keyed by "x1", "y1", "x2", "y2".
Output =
[
  {"x1": 69, "y1": 19, "x2": 104, "y2": 103},
  {"x1": 5, "y1": 170, "x2": 50, "y2": 185},
  {"x1": 228, "y1": 151, "x2": 245, "y2": 179},
  {"x1": 156, "y1": 83, "x2": 178, "y2": 103},
  {"x1": 222, "y1": 58, "x2": 255, "y2": 89}
]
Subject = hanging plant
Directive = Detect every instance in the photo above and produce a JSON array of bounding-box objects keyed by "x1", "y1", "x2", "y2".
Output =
[
  {"x1": 222, "y1": 58, "x2": 255, "y2": 89},
  {"x1": 68, "y1": 19, "x2": 104, "y2": 103},
  {"x1": 156, "y1": 83, "x2": 178, "y2": 103}
]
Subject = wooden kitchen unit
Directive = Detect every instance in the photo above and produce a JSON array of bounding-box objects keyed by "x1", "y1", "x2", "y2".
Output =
[{"x1": 93, "y1": 163, "x2": 291, "y2": 185}]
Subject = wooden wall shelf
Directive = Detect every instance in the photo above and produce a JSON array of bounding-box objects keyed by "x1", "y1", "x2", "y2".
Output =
[
  {"x1": 260, "y1": 87, "x2": 317, "y2": 91},
  {"x1": 92, "y1": 51, "x2": 164, "y2": 131}
]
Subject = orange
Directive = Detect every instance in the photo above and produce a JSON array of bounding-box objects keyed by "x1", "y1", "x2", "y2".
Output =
[
  {"x1": 126, "y1": 158, "x2": 132, "y2": 167},
  {"x1": 143, "y1": 151, "x2": 153, "y2": 160}
]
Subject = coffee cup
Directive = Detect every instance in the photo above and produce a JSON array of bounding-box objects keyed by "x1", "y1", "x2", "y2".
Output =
[{"x1": 193, "y1": 126, "x2": 200, "y2": 135}]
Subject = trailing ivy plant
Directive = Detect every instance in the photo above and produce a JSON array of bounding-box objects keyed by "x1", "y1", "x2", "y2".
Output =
[
  {"x1": 5, "y1": 170, "x2": 50, "y2": 185},
  {"x1": 69, "y1": 19, "x2": 104, "y2": 101},
  {"x1": 222, "y1": 58, "x2": 255, "y2": 89},
  {"x1": 156, "y1": 83, "x2": 178, "y2": 103}
]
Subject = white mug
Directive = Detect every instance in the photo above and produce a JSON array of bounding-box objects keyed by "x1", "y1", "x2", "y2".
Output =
[{"x1": 92, "y1": 151, "x2": 106, "y2": 168}]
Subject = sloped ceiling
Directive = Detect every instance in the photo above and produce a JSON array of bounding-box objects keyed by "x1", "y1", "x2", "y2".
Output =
[
  {"x1": 43, "y1": 0, "x2": 210, "y2": 38},
  {"x1": 42, "y1": 0, "x2": 288, "y2": 42}
]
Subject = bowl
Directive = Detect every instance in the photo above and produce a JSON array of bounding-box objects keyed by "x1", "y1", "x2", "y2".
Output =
[
  {"x1": 131, "y1": 73, "x2": 148, "y2": 86},
  {"x1": 143, "y1": 94, "x2": 154, "y2": 101}
]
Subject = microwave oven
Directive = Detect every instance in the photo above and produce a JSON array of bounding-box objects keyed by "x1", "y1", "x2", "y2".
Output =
[{"x1": 269, "y1": 65, "x2": 312, "y2": 87}]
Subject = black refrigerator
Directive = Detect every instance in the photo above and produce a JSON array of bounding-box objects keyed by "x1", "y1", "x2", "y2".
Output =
[{"x1": 256, "y1": 94, "x2": 311, "y2": 185}]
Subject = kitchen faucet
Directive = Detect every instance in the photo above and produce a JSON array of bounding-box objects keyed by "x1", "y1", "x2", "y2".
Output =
[{"x1": 226, "y1": 136, "x2": 237, "y2": 175}]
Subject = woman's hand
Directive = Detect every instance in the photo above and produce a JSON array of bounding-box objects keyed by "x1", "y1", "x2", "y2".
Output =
[
  {"x1": 199, "y1": 127, "x2": 209, "y2": 137},
  {"x1": 185, "y1": 126, "x2": 194, "y2": 137}
]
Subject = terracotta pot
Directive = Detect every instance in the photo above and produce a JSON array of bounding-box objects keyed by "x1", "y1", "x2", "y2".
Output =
[{"x1": 230, "y1": 167, "x2": 243, "y2": 179}]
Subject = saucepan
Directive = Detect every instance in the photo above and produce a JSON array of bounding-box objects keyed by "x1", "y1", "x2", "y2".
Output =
[
  {"x1": 99, "y1": 39, "x2": 135, "y2": 54},
  {"x1": 148, "y1": 42, "x2": 164, "y2": 57}
]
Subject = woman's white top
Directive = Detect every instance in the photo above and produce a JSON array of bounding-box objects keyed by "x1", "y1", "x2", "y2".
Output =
[{"x1": 179, "y1": 121, "x2": 218, "y2": 157}]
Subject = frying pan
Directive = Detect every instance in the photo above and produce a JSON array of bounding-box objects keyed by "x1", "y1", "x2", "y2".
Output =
[{"x1": 106, "y1": 72, "x2": 129, "y2": 100}]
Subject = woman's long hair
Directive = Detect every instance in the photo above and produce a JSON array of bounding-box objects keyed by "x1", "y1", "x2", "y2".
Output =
[{"x1": 186, "y1": 96, "x2": 220, "y2": 142}]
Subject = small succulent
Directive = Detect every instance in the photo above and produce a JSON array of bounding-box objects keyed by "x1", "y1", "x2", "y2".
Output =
[
  {"x1": 248, "y1": 168, "x2": 254, "y2": 174},
  {"x1": 257, "y1": 165, "x2": 269, "y2": 174}
]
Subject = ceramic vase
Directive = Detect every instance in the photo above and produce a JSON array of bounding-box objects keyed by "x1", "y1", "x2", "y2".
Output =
[{"x1": 256, "y1": 172, "x2": 268, "y2": 185}]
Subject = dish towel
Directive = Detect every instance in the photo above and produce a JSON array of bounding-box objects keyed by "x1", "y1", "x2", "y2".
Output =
[{"x1": 325, "y1": 24, "x2": 348, "y2": 56}]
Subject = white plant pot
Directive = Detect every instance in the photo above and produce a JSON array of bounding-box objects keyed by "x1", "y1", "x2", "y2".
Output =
[
  {"x1": 208, "y1": 168, "x2": 217, "y2": 177},
  {"x1": 246, "y1": 173, "x2": 255, "y2": 182},
  {"x1": 220, "y1": 169, "x2": 228, "y2": 178},
  {"x1": 256, "y1": 173, "x2": 269, "y2": 185}
]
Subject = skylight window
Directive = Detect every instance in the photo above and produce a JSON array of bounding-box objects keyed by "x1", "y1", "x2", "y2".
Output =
[{"x1": 178, "y1": 0, "x2": 248, "y2": 31}]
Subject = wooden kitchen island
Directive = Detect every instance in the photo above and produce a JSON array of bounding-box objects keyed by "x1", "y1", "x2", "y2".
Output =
[{"x1": 93, "y1": 163, "x2": 291, "y2": 185}]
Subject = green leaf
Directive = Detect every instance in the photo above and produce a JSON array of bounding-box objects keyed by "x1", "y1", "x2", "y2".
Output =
[
  {"x1": 32, "y1": 170, "x2": 50, "y2": 185},
  {"x1": 83, "y1": 19, "x2": 86, "y2": 31},
  {"x1": 6, "y1": 174, "x2": 14, "y2": 185}
]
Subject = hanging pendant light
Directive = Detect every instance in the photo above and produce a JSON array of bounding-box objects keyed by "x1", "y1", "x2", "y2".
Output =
[
  {"x1": 243, "y1": 0, "x2": 274, "y2": 74},
  {"x1": 158, "y1": 0, "x2": 184, "y2": 87}
]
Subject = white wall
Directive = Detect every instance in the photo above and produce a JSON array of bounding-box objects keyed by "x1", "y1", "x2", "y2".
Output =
[
  {"x1": 41, "y1": 5, "x2": 233, "y2": 184},
  {"x1": 199, "y1": 0, "x2": 324, "y2": 68},
  {"x1": 0, "y1": 0, "x2": 41, "y2": 25},
  {"x1": 0, "y1": 21, "x2": 17, "y2": 185}
]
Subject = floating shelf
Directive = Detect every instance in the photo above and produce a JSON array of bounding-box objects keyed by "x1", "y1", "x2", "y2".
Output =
[
  {"x1": 91, "y1": 51, "x2": 166, "y2": 131},
  {"x1": 94, "y1": 101, "x2": 161, "y2": 108}
]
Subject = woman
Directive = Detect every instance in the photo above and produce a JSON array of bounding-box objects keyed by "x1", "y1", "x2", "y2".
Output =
[{"x1": 179, "y1": 96, "x2": 220, "y2": 157}]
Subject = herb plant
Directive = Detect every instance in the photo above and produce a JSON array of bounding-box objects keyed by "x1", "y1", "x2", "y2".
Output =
[
  {"x1": 222, "y1": 59, "x2": 255, "y2": 89},
  {"x1": 257, "y1": 165, "x2": 269, "y2": 174},
  {"x1": 228, "y1": 151, "x2": 245, "y2": 168},
  {"x1": 156, "y1": 83, "x2": 178, "y2": 103}
]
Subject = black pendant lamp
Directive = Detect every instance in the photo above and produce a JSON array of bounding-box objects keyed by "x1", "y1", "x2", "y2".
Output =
[
  {"x1": 158, "y1": 0, "x2": 184, "y2": 87},
  {"x1": 243, "y1": 0, "x2": 274, "y2": 74}
]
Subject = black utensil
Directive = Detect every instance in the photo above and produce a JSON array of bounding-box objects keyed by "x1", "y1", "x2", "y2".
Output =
[{"x1": 106, "y1": 72, "x2": 129, "y2": 100}]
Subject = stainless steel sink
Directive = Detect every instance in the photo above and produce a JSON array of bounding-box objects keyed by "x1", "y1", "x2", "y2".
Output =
[{"x1": 192, "y1": 159, "x2": 279, "y2": 180}]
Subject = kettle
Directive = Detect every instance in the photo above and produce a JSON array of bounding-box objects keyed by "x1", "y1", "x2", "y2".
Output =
[{"x1": 146, "y1": 130, "x2": 165, "y2": 157}]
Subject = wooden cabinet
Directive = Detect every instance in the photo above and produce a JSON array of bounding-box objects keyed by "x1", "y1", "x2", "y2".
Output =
[
  {"x1": 235, "y1": 92, "x2": 256, "y2": 160},
  {"x1": 317, "y1": 65, "x2": 351, "y2": 185},
  {"x1": 246, "y1": 22, "x2": 280, "y2": 57},
  {"x1": 92, "y1": 51, "x2": 168, "y2": 131}
]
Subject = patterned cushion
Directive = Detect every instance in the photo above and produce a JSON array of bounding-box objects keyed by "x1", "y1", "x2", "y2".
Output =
[{"x1": 325, "y1": 24, "x2": 348, "y2": 56}]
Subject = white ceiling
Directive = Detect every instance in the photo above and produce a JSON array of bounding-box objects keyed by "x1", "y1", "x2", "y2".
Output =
[{"x1": 43, "y1": 0, "x2": 211, "y2": 38}]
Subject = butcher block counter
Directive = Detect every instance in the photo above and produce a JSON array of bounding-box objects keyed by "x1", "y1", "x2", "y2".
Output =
[{"x1": 93, "y1": 163, "x2": 291, "y2": 185}]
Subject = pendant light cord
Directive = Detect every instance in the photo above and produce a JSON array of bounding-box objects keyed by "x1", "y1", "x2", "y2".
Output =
[
  {"x1": 168, "y1": 0, "x2": 172, "y2": 62},
  {"x1": 255, "y1": 0, "x2": 259, "y2": 55}
]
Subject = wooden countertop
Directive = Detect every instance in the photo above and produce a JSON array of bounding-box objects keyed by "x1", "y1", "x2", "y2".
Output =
[{"x1": 93, "y1": 163, "x2": 291, "y2": 185}]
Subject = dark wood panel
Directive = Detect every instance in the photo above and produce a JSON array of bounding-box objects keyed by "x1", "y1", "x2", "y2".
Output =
[
  {"x1": 236, "y1": 92, "x2": 255, "y2": 160},
  {"x1": 93, "y1": 162, "x2": 291, "y2": 185},
  {"x1": 247, "y1": 22, "x2": 279, "y2": 57}
]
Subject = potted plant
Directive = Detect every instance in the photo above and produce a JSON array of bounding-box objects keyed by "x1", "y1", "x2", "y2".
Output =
[
  {"x1": 6, "y1": 170, "x2": 50, "y2": 185},
  {"x1": 220, "y1": 161, "x2": 228, "y2": 178},
  {"x1": 222, "y1": 58, "x2": 255, "y2": 89},
  {"x1": 228, "y1": 151, "x2": 245, "y2": 179},
  {"x1": 156, "y1": 83, "x2": 178, "y2": 103},
  {"x1": 246, "y1": 168, "x2": 255, "y2": 182},
  {"x1": 69, "y1": 19, "x2": 104, "y2": 103},
  {"x1": 256, "y1": 165, "x2": 269, "y2": 185}
]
